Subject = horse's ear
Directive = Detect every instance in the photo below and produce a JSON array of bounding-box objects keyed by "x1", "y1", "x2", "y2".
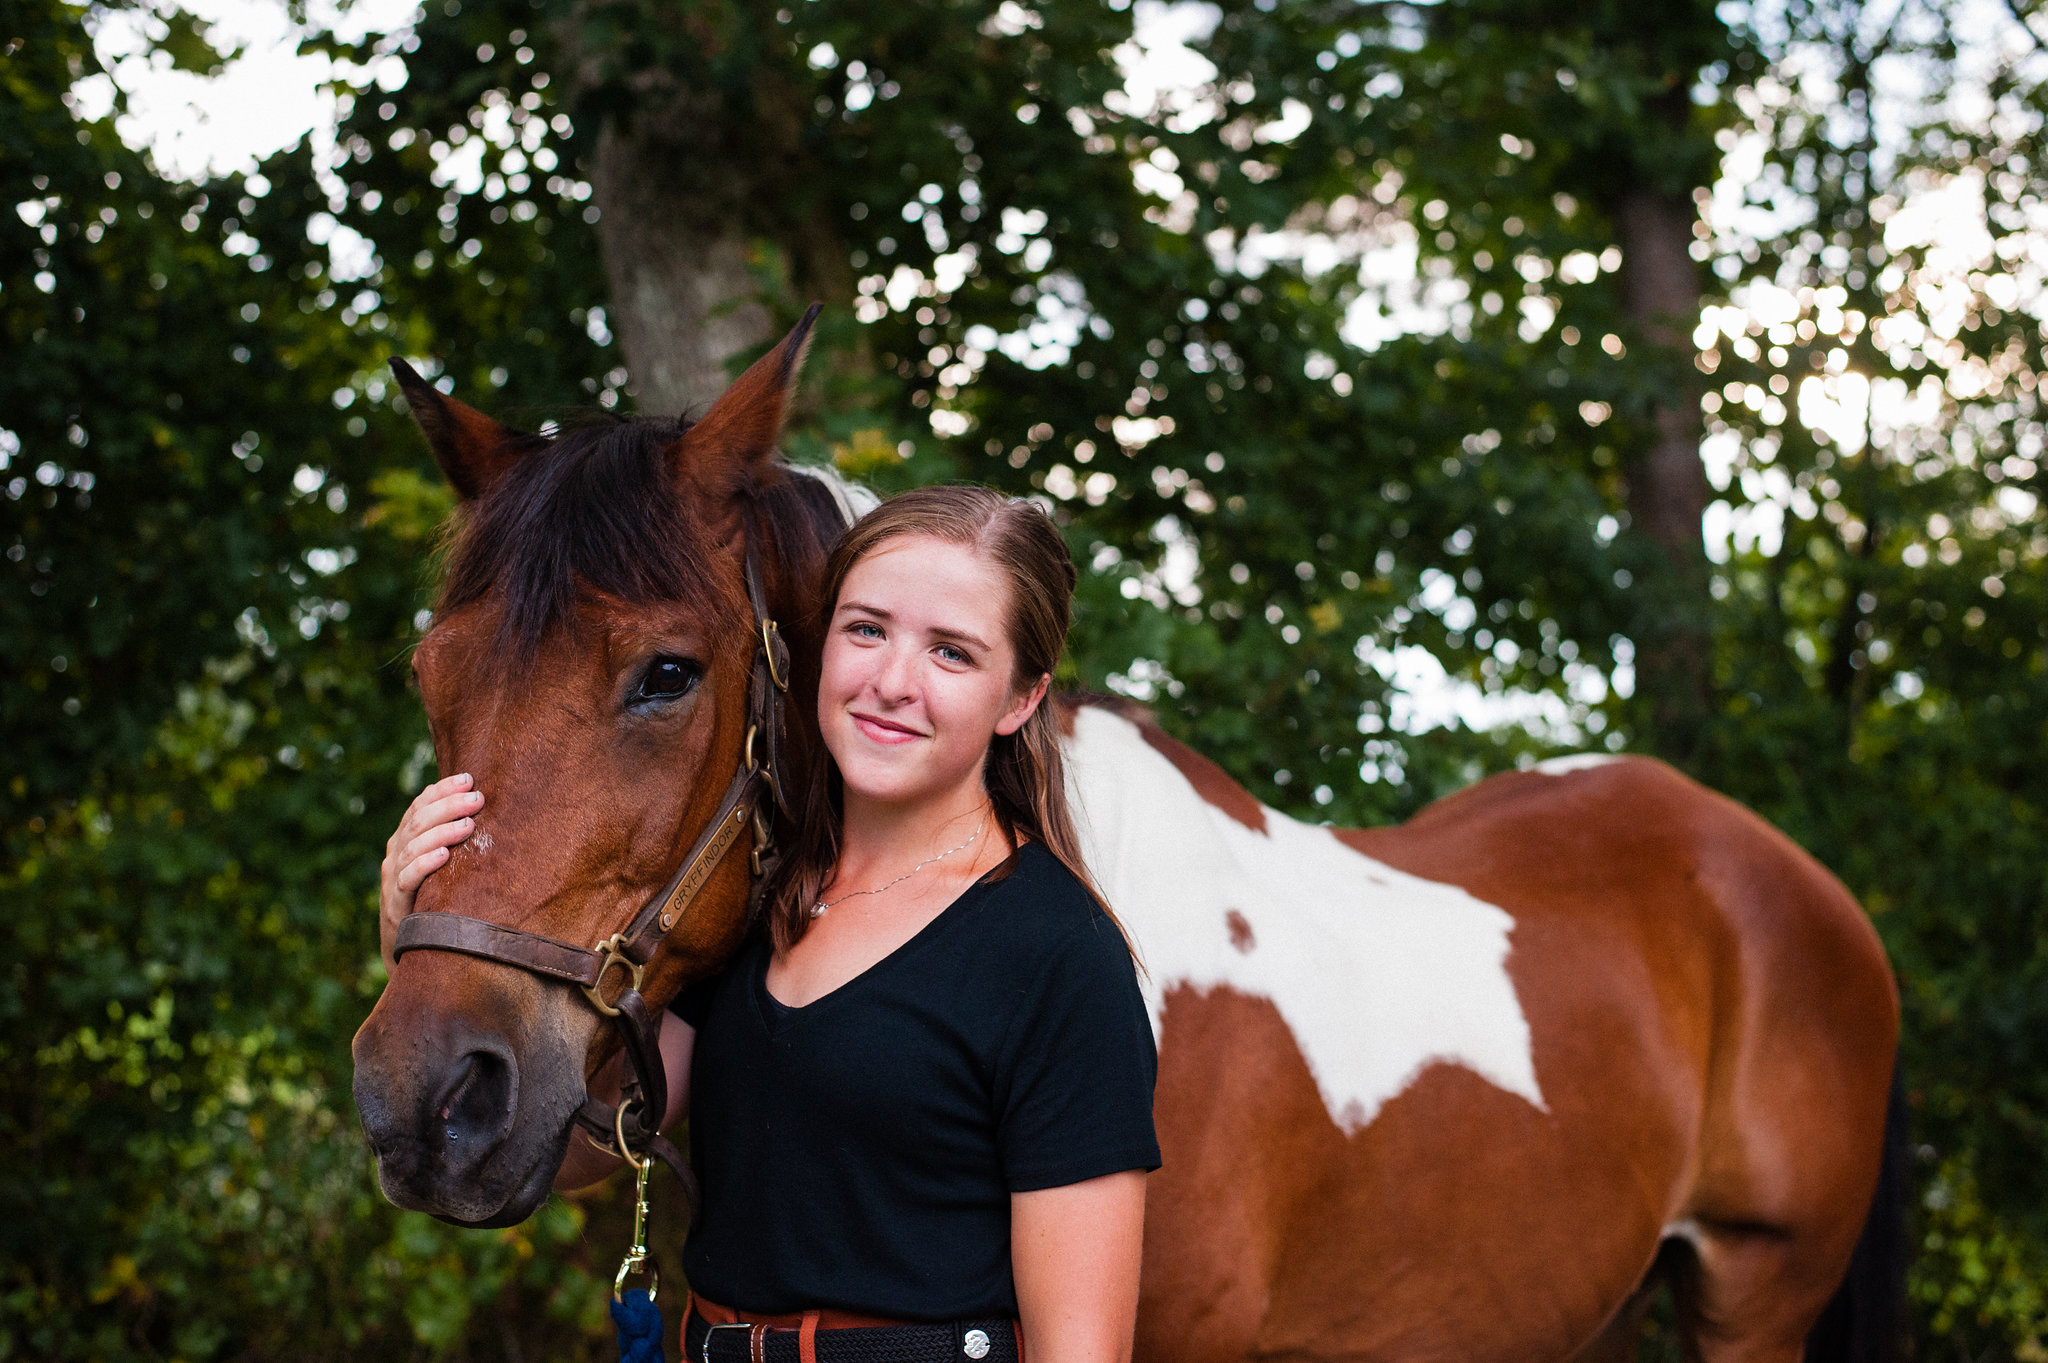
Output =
[
  {"x1": 389, "y1": 358, "x2": 531, "y2": 501},
  {"x1": 672, "y1": 304, "x2": 822, "y2": 498}
]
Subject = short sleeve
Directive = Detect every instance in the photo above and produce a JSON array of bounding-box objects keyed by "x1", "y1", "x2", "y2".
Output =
[{"x1": 995, "y1": 915, "x2": 1161, "y2": 1192}]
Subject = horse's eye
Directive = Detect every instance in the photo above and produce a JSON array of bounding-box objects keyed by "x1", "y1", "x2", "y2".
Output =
[{"x1": 635, "y1": 657, "x2": 701, "y2": 703}]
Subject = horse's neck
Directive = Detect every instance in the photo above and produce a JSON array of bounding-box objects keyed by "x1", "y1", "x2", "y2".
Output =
[{"x1": 760, "y1": 463, "x2": 875, "y2": 620}]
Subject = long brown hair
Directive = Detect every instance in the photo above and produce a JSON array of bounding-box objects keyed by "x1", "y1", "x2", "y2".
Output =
[{"x1": 764, "y1": 485, "x2": 1124, "y2": 953}]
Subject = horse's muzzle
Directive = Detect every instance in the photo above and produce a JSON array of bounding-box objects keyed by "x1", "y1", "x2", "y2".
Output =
[{"x1": 352, "y1": 959, "x2": 588, "y2": 1226}]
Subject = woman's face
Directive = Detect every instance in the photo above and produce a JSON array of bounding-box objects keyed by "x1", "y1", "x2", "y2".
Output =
[{"x1": 818, "y1": 534, "x2": 1046, "y2": 809}]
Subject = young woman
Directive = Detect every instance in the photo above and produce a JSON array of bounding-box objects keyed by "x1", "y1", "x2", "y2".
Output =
[{"x1": 380, "y1": 486, "x2": 1159, "y2": 1363}]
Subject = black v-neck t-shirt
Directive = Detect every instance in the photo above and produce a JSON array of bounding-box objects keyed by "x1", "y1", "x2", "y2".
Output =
[{"x1": 670, "y1": 843, "x2": 1160, "y2": 1320}]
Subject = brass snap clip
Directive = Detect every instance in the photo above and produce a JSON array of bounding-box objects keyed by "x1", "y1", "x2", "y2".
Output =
[{"x1": 611, "y1": 1114, "x2": 659, "y2": 1304}]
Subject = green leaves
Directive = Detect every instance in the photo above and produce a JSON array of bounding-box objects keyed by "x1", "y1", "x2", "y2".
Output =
[{"x1": 154, "y1": 10, "x2": 237, "y2": 76}]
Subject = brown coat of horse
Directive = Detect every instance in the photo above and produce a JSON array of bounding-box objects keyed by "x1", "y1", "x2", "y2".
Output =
[
  {"x1": 351, "y1": 321, "x2": 1900, "y2": 1363},
  {"x1": 1110, "y1": 710, "x2": 1899, "y2": 1363}
]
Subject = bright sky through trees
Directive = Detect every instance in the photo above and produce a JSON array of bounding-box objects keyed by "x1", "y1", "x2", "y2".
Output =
[
  {"x1": 79, "y1": 0, "x2": 1545, "y2": 735},
  {"x1": 76, "y1": 0, "x2": 2048, "y2": 751},
  {"x1": 73, "y1": 0, "x2": 416, "y2": 179}
]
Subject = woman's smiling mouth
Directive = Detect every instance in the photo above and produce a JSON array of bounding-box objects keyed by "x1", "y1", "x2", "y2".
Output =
[{"x1": 851, "y1": 711, "x2": 925, "y2": 744}]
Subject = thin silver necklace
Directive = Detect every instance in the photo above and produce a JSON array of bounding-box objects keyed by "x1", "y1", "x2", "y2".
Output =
[{"x1": 810, "y1": 810, "x2": 990, "y2": 919}]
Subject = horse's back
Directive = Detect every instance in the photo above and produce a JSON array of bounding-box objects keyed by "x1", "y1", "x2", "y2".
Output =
[{"x1": 1061, "y1": 704, "x2": 1895, "y2": 1363}]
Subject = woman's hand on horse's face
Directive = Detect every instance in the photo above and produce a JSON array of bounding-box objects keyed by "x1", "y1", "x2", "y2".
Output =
[{"x1": 378, "y1": 773, "x2": 485, "y2": 970}]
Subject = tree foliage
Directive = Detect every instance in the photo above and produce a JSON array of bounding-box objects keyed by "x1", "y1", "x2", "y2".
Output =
[{"x1": 4, "y1": 0, "x2": 2046, "y2": 1357}]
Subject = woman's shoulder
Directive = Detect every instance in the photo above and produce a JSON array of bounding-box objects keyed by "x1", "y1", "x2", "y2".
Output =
[
  {"x1": 979, "y1": 840, "x2": 1093, "y2": 913},
  {"x1": 969, "y1": 842, "x2": 1127, "y2": 965}
]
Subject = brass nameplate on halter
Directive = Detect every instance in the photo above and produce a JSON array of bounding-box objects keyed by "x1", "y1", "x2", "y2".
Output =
[{"x1": 655, "y1": 802, "x2": 752, "y2": 935}]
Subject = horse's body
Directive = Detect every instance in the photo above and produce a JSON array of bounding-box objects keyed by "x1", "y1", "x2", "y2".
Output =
[
  {"x1": 1067, "y1": 702, "x2": 1898, "y2": 1362},
  {"x1": 352, "y1": 321, "x2": 1900, "y2": 1363}
]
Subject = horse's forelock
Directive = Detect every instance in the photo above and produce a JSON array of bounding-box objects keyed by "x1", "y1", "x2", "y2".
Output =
[{"x1": 435, "y1": 414, "x2": 747, "y2": 658}]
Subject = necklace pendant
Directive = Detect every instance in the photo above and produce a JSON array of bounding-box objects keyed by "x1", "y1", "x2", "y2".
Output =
[{"x1": 809, "y1": 902, "x2": 827, "y2": 919}]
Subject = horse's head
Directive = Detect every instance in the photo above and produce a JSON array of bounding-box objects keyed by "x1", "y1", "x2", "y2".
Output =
[{"x1": 351, "y1": 315, "x2": 844, "y2": 1226}]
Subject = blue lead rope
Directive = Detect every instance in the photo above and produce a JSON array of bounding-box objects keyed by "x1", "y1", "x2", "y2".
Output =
[{"x1": 612, "y1": 1287, "x2": 666, "y2": 1363}]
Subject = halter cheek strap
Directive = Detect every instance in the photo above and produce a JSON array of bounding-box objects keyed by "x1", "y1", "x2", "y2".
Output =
[{"x1": 391, "y1": 540, "x2": 793, "y2": 1209}]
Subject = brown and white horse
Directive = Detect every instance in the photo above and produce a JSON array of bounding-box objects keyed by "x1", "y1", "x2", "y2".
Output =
[{"x1": 352, "y1": 320, "x2": 1902, "y2": 1363}]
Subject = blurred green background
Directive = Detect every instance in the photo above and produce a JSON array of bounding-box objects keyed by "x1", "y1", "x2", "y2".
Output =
[{"x1": 5, "y1": 0, "x2": 2046, "y2": 1356}]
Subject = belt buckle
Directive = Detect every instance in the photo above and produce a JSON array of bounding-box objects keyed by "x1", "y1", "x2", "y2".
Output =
[{"x1": 702, "y1": 1320, "x2": 754, "y2": 1363}]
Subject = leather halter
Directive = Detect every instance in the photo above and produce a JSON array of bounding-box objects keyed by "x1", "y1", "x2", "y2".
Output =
[{"x1": 391, "y1": 538, "x2": 796, "y2": 1207}]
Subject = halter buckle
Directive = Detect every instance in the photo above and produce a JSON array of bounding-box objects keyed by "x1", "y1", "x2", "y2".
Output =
[
  {"x1": 582, "y1": 933, "x2": 645, "y2": 1017},
  {"x1": 749, "y1": 799, "x2": 777, "y2": 876},
  {"x1": 760, "y1": 618, "x2": 789, "y2": 692}
]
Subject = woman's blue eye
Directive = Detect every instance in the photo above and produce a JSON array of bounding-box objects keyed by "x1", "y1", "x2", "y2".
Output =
[
  {"x1": 850, "y1": 621, "x2": 883, "y2": 639},
  {"x1": 937, "y1": 645, "x2": 969, "y2": 664}
]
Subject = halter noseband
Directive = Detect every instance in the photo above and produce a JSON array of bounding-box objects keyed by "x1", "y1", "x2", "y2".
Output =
[{"x1": 390, "y1": 539, "x2": 796, "y2": 1206}]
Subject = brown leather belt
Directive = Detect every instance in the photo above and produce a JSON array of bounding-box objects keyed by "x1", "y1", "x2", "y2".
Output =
[{"x1": 686, "y1": 1294, "x2": 1022, "y2": 1363}]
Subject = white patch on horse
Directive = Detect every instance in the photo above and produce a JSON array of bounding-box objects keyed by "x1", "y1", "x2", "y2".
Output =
[
  {"x1": 785, "y1": 461, "x2": 880, "y2": 525},
  {"x1": 1534, "y1": 753, "x2": 1624, "y2": 775},
  {"x1": 1064, "y1": 706, "x2": 1545, "y2": 1133},
  {"x1": 1661, "y1": 1219, "x2": 1707, "y2": 1249}
]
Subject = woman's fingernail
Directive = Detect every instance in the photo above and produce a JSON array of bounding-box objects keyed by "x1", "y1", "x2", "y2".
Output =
[{"x1": 455, "y1": 772, "x2": 472, "y2": 787}]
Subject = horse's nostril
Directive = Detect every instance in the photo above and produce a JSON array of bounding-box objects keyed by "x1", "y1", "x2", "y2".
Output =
[{"x1": 439, "y1": 1049, "x2": 515, "y2": 1152}]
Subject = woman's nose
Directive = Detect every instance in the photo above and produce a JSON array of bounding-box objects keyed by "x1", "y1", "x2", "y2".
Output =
[{"x1": 871, "y1": 644, "x2": 918, "y2": 702}]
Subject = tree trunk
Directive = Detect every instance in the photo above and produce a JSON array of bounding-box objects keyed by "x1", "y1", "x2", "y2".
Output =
[
  {"x1": 590, "y1": 122, "x2": 774, "y2": 418},
  {"x1": 567, "y1": 25, "x2": 848, "y2": 419},
  {"x1": 1615, "y1": 187, "x2": 1711, "y2": 761}
]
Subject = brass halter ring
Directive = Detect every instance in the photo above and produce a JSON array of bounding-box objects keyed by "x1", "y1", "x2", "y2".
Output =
[
  {"x1": 581, "y1": 933, "x2": 645, "y2": 1018},
  {"x1": 614, "y1": 1100, "x2": 649, "y2": 1172}
]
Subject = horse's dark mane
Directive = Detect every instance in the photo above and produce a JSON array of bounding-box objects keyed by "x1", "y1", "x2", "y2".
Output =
[
  {"x1": 438, "y1": 414, "x2": 723, "y2": 654},
  {"x1": 437, "y1": 414, "x2": 849, "y2": 657}
]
